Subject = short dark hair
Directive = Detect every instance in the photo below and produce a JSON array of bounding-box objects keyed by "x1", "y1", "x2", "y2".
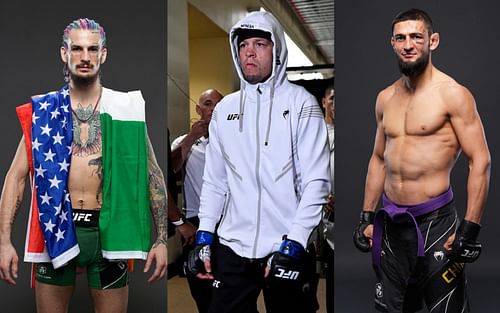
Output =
[
  {"x1": 234, "y1": 28, "x2": 272, "y2": 46},
  {"x1": 392, "y1": 8, "x2": 434, "y2": 35}
]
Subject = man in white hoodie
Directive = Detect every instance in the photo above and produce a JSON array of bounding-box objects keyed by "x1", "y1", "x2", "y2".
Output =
[{"x1": 186, "y1": 11, "x2": 331, "y2": 313}]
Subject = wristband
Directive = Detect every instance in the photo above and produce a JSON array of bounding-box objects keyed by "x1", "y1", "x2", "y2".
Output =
[
  {"x1": 278, "y1": 238, "x2": 306, "y2": 260},
  {"x1": 172, "y1": 215, "x2": 186, "y2": 226},
  {"x1": 458, "y1": 219, "x2": 481, "y2": 241},
  {"x1": 360, "y1": 211, "x2": 374, "y2": 224},
  {"x1": 195, "y1": 230, "x2": 214, "y2": 245}
]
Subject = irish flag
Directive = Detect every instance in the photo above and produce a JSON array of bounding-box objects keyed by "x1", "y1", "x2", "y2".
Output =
[
  {"x1": 99, "y1": 88, "x2": 151, "y2": 260},
  {"x1": 17, "y1": 86, "x2": 151, "y2": 266}
]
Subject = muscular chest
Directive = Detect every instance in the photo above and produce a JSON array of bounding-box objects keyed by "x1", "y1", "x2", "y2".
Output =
[{"x1": 383, "y1": 94, "x2": 448, "y2": 137}]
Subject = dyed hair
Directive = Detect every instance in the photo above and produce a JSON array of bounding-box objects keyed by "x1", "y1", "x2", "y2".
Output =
[
  {"x1": 392, "y1": 8, "x2": 434, "y2": 36},
  {"x1": 62, "y1": 18, "x2": 106, "y2": 48}
]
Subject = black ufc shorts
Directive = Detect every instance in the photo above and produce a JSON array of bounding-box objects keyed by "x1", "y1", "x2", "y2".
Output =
[{"x1": 375, "y1": 201, "x2": 470, "y2": 313}]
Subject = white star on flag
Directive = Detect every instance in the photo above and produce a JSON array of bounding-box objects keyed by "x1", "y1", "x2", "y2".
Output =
[
  {"x1": 44, "y1": 219, "x2": 56, "y2": 233},
  {"x1": 59, "y1": 210, "x2": 68, "y2": 223},
  {"x1": 40, "y1": 192, "x2": 52, "y2": 205},
  {"x1": 35, "y1": 164, "x2": 47, "y2": 177},
  {"x1": 39, "y1": 101, "x2": 50, "y2": 111},
  {"x1": 61, "y1": 103, "x2": 69, "y2": 113},
  {"x1": 32, "y1": 112, "x2": 40, "y2": 124},
  {"x1": 55, "y1": 228, "x2": 65, "y2": 242},
  {"x1": 54, "y1": 203, "x2": 62, "y2": 215},
  {"x1": 49, "y1": 175, "x2": 62, "y2": 189},
  {"x1": 61, "y1": 117, "x2": 68, "y2": 129},
  {"x1": 44, "y1": 149, "x2": 56, "y2": 162},
  {"x1": 40, "y1": 124, "x2": 52, "y2": 136},
  {"x1": 30, "y1": 86, "x2": 80, "y2": 265},
  {"x1": 58, "y1": 159, "x2": 70, "y2": 172},
  {"x1": 52, "y1": 132, "x2": 64, "y2": 145},
  {"x1": 50, "y1": 109, "x2": 61, "y2": 120},
  {"x1": 61, "y1": 88, "x2": 70, "y2": 98},
  {"x1": 32, "y1": 138, "x2": 43, "y2": 151}
]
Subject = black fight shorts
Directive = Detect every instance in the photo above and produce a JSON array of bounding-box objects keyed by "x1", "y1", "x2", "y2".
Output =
[{"x1": 375, "y1": 201, "x2": 470, "y2": 313}]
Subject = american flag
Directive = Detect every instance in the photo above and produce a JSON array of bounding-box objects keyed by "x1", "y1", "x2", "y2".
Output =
[{"x1": 31, "y1": 85, "x2": 79, "y2": 268}]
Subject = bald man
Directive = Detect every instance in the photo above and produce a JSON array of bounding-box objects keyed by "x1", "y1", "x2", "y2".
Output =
[{"x1": 171, "y1": 89, "x2": 223, "y2": 313}]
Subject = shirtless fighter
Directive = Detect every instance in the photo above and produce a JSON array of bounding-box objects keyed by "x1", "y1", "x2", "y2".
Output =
[
  {"x1": 353, "y1": 8, "x2": 490, "y2": 313},
  {"x1": 0, "y1": 18, "x2": 168, "y2": 313}
]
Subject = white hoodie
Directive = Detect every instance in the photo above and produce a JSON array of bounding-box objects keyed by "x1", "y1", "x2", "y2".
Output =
[{"x1": 198, "y1": 11, "x2": 330, "y2": 259}]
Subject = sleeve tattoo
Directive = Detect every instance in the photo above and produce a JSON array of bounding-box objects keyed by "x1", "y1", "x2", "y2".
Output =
[{"x1": 147, "y1": 136, "x2": 168, "y2": 248}]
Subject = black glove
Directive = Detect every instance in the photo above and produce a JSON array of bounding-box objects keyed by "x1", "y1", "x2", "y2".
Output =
[
  {"x1": 267, "y1": 237, "x2": 307, "y2": 286},
  {"x1": 185, "y1": 231, "x2": 213, "y2": 276},
  {"x1": 353, "y1": 211, "x2": 374, "y2": 252},
  {"x1": 447, "y1": 219, "x2": 482, "y2": 263}
]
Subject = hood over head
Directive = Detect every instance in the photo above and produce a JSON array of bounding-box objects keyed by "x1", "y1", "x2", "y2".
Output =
[{"x1": 230, "y1": 11, "x2": 288, "y2": 87}]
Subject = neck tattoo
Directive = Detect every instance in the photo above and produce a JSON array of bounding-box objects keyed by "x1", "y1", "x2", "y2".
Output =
[
  {"x1": 71, "y1": 88, "x2": 103, "y2": 157},
  {"x1": 71, "y1": 88, "x2": 102, "y2": 123}
]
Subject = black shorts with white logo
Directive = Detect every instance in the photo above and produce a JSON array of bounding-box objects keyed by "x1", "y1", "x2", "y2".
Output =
[
  {"x1": 208, "y1": 242, "x2": 317, "y2": 313},
  {"x1": 375, "y1": 201, "x2": 470, "y2": 313}
]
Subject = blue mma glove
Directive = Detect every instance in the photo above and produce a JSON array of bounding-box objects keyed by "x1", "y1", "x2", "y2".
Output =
[
  {"x1": 267, "y1": 237, "x2": 307, "y2": 285},
  {"x1": 185, "y1": 231, "x2": 213, "y2": 275}
]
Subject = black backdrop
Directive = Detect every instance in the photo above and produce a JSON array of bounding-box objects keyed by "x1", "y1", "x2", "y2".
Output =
[
  {"x1": 335, "y1": 1, "x2": 500, "y2": 312},
  {"x1": 0, "y1": 1, "x2": 167, "y2": 312}
]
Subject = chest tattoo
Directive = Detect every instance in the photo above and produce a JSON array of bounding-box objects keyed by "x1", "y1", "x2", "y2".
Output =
[{"x1": 72, "y1": 103, "x2": 102, "y2": 157}]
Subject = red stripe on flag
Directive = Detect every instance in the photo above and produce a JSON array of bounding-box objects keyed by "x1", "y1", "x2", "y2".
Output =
[{"x1": 16, "y1": 103, "x2": 45, "y2": 254}]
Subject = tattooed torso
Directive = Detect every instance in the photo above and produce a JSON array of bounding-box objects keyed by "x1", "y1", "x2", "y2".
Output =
[{"x1": 68, "y1": 103, "x2": 103, "y2": 210}]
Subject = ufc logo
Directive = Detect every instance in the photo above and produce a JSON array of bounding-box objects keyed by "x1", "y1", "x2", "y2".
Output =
[
  {"x1": 274, "y1": 268, "x2": 299, "y2": 280},
  {"x1": 227, "y1": 113, "x2": 240, "y2": 121},
  {"x1": 461, "y1": 249, "x2": 479, "y2": 259},
  {"x1": 73, "y1": 213, "x2": 92, "y2": 222}
]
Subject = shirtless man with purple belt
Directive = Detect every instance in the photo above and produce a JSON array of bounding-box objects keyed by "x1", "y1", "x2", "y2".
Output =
[{"x1": 353, "y1": 8, "x2": 490, "y2": 313}]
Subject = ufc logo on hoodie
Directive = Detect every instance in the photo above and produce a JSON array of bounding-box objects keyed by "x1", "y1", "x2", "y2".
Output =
[{"x1": 227, "y1": 113, "x2": 241, "y2": 120}]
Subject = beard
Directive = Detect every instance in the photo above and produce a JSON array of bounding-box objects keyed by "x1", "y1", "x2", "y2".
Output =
[
  {"x1": 397, "y1": 49, "x2": 430, "y2": 77},
  {"x1": 67, "y1": 59, "x2": 101, "y2": 86},
  {"x1": 243, "y1": 72, "x2": 271, "y2": 84},
  {"x1": 70, "y1": 71, "x2": 99, "y2": 86}
]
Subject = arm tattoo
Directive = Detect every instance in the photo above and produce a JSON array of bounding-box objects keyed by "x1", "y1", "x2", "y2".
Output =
[
  {"x1": 147, "y1": 136, "x2": 168, "y2": 246},
  {"x1": 88, "y1": 157, "x2": 103, "y2": 205},
  {"x1": 10, "y1": 197, "x2": 22, "y2": 226}
]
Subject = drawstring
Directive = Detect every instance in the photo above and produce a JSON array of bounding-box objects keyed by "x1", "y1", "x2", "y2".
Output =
[
  {"x1": 264, "y1": 78, "x2": 275, "y2": 146},
  {"x1": 239, "y1": 80, "x2": 274, "y2": 146},
  {"x1": 239, "y1": 84, "x2": 245, "y2": 132}
]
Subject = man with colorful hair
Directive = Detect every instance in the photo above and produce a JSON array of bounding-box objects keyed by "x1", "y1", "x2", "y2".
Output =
[{"x1": 0, "y1": 18, "x2": 168, "y2": 313}]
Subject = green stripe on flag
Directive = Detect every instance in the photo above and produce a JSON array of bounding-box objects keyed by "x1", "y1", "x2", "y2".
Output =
[{"x1": 100, "y1": 112, "x2": 150, "y2": 259}]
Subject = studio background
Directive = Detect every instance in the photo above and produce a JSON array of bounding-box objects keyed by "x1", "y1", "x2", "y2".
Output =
[
  {"x1": 335, "y1": 1, "x2": 500, "y2": 312},
  {"x1": 0, "y1": 1, "x2": 167, "y2": 312}
]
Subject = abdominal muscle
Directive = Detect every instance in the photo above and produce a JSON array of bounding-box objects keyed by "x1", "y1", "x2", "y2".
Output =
[
  {"x1": 383, "y1": 132, "x2": 459, "y2": 205},
  {"x1": 68, "y1": 153, "x2": 103, "y2": 210}
]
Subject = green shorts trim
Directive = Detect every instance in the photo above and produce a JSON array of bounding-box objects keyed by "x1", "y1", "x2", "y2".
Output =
[{"x1": 35, "y1": 226, "x2": 128, "y2": 289}]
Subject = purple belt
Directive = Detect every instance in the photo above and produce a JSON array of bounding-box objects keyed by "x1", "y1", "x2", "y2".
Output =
[{"x1": 372, "y1": 188, "x2": 454, "y2": 271}]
